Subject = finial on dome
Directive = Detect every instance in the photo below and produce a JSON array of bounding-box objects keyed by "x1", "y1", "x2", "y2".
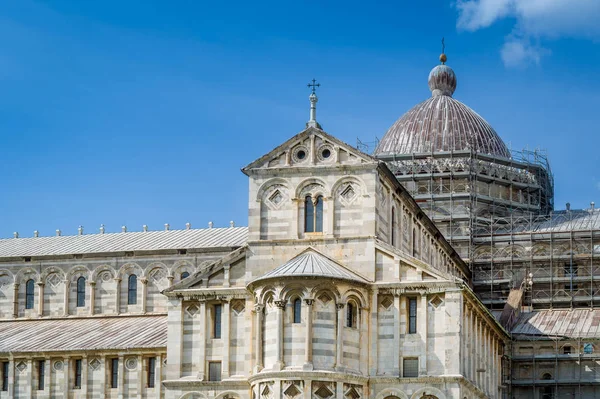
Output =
[
  {"x1": 306, "y1": 78, "x2": 322, "y2": 129},
  {"x1": 428, "y1": 41, "x2": 457, "y2": 97}
]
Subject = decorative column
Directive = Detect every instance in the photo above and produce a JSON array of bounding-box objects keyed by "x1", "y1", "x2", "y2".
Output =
[
  {"x1": 12, "y1": 284, "x2": 19, "y2": 318},
  {"x1": 393, "y1": 295, "x2": 401, "y2": 375},
  {"x1": 89, "y1": 281, "x2": 96, "y2": 315},
  {"x1": 335, "y1": 303, "x2": 345, "y2": 371},
  {"x1": 274, "y1": 300, "x2": 286, "y2": 370},
  {"x1": 63, "y1": 357, "x2": 70, "y2": 399},
  {"x1": 419, "y1": 292, "x2": 428, "y2": 376},
  {"x1": 117, "y1": 355, "x2": 124, "y2": 398},
  {"x1": 136, "y1": 354, "x2": 143, "y2": 396},
  {"x1": 26, "y1": 359, "x2": 32, "y2": 398},
  {"x1": 140, "y1": 278, "x2": 148, "y2": 313},
  {"x1": 81, "y1": 356, "x2": 88, "y2": 398},
  {"x1": 222, "y1": 300, "x2": 231, "y2": 378},
  {"x1": 37, "y1": 282, "x2": 44, "y2": 316},
  {"x1": 7, "y1": 359, "x2": 14, "y2": 397},
  {"x1": 303, "y1": 299, "x2": 314, "y2": 370},
  {"x1": 223, "y1": 265, "x2": 230, "y2": 287},
  {"x1": 369, "y1": 288, "x2": 378, "y2": 376},
  {"x1": 253, "y1": 304, "x2": 264, "y2": 373},
  {"x1": 63, "y1": 280, "x2": 70, "y2": 316},
  {"x1": 291, "y1": 199, "x2": 299, "y2": 239},
  {"x1": 198, "y1": 301, "x2": 207, "y2": 380},
  {"x1": 155, "y1": 355, "x2": 163, "y2": 399},
  {"x1": 167, "y1": 275, "x2": 174, "y2": 288},
  {"x1": 114, "y1": 278, "x2": 121, "y2": 315},
  {"x1": 44, "y1": 359, "x2": 51, "y2": 394},
  {"x1": 166, "y1": 299, "x2": 183, "y2": 379}
]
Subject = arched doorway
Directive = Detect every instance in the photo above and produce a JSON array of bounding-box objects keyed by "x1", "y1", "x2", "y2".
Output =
[{"x1": 541, "y1": 373, "x2": 553, "y2": 399}]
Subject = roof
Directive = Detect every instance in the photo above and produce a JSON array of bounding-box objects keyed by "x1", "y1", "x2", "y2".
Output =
[
  {"x1": 0, "y1": 315, "x2": 166, "y2": 353},
  {"x1": 374, "y1": 63, "x2": 510, "y2": 159},
  {"x1": 250, "y1": 248, "x2": 370, "y2": 285},
  {"x1": 0, "y1": 227, "x2": 249, "y2": 259},
  {"x1": 512, "y1": 309, "x2": 600, "y2": 339}
]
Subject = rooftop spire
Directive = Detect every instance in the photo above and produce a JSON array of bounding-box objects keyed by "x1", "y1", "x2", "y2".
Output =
[
  {"x1": 440, "y1": 37, "x2": 447, "y2": 64},
  {"x1": 306, "y1": 78, "x2": 321, "y2": 129}
]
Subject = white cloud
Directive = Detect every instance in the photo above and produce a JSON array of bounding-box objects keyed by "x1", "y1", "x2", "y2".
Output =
[{"x1": 455, "y1": 0, "x2": 600, "y2": 67}]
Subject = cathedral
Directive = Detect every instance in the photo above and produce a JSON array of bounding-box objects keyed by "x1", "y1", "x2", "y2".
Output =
[{"x1": 0, "y1": 52, "x2": 597, "y2": 399}]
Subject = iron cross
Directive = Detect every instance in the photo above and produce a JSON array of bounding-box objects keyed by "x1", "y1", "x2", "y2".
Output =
[{"x1": 307, "y1": 78, "x2": 320, "y2": 94}]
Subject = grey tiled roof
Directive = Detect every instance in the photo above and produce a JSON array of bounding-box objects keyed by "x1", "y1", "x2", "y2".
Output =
[
  {"x1": 0, "y1": 315, "x2": 166, "y2": 353},
  {"x1": 0, "y1": 227, "x2": 249, "y2": 258},
  {"x1": 512, "y1": 309, "x2": 600, "y2": 338},
  {"x1": 252, "y1": 248, "x2": 370, "y2": 284}
]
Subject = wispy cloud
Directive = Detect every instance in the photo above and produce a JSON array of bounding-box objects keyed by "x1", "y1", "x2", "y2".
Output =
[{"x1": 455, "y1": 0, "x2": 600, "y2": 67}]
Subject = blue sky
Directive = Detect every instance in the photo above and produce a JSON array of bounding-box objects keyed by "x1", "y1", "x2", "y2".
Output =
[{"x1": 1, "y1": 0, "x2": 600, "y2": 238}]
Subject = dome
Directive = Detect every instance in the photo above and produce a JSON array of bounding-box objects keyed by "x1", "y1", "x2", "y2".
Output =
[{"x1": 374, "y1": 59, "x2": 510, "y2": 159}]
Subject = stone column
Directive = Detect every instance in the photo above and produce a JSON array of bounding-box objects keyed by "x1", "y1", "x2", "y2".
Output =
[
  {"x1": 291, "y1": 199, "x2": 299, "y2": 239},
  {"x1": 223, "y1": 265, "x2": 230, "y2": 287},
  {"x1": 369, "y1": 288, "x2": 378, "y2": 376},
  {"x1": 81, "y1": 356, "x2": 88, "y2": 398},
  {"x1": 393, "y1": 295, "x2": 401, "y2": 375},
  {"x1": 335, "y1": 303, "x2": 345, "y2": 371},
  {"x1": 155, "y1": 355, "x2": 162, "y2": 399},
  {"x1": 167, "y1": 275, "x2": 174, "y2": 288},
  {"x1": 7, "y1": 359, "x2": 14, "y2": 397},
  {"x1": 44, "y1": 359, "x2": 51, "y2": 395},
  {"x1": 419, "y1": 292, "x2": 428, "y2": 376},
  {"x1": 253, "y1": 304, "x2": 264, "y2": 373},
  {"x1": 303, "y1": 299, "x2": 314, "y2": 370},
  {"x1": 471, "y1": 312, "x2": 476, "y2": 382},
  {"x1": 63, "y1": 357, "x2": 70, "y2": 399},
  {"x1": 360, "y1": 306, "x2": 369, "y2": 375},
  {"x1": 26, "y1": 359, "x2": 32, "y2": 399},
  {"x1": 117, "y1": 355, "x2": 124, "y2": 398},
  {"x1": 140, "y1": 278, "x2": 148, "y2": 314},
  {"x1": 274, "y1": 300, "x2": 286, "y2": 370},
  {"x1": 12, "y1": 284, "x2": 19, "y2": 318},
  {"x1": 222, "y1": 300, "x2": 231, "y2": 378},
  {"x1": 136, "y1": 355, "x2": 143, "y2": 396},
  {"x1": 37, "y1": 282, "x2": 44, "y2": 316},
  {"x1": 114, "y1": 278, "x2": 121, "y2": 315},
  {"x1": 63, "y1": 280, "x2": 70, "y2": 316},
  {"x1": 166, "y1": 298, "x2": 183, "y2": 379},
  {"x1": 89, "y1": 281, "x2": 96, "y2": 315},
  {"x1": 198, "y1": 301, "x2": 207, "y2": 380}
]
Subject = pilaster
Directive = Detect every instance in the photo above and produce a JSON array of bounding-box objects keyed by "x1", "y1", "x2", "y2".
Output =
[
  {"x1": 89, "y1": 281, "x2": 96, "y2": 315},
  {"x1": 273, "y1": 300, "x2": 286, "y2": 371},
  {"x1": 37, "y1": 282, "x2": 44, "y2": 316},
  {"x1": 198, "y1": 301, "x2": 207, "y2": 380},
  {"x1": 303, "y1": 299, "x2": 314, "y2": 370},
  {"x1": 222, "y1": 300, "x2": 231, "y2": 378},
  {"x1": 140, "y1": 278, "x2": 148, "y2": 313},
  {"x1": 253, "y1": 304, "x2": 264, "y2": 373},
  {"x1": 335, "y1": 303, "x2": 344, "y2": 371}
]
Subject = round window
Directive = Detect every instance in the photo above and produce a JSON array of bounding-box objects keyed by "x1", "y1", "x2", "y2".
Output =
[
  {"x1": 292, "y1": 146, "x2": 309, "y2": 163},
  {"x1": 317, "y1": 144, "x2": 334, "y2": 162},
  {"x1": 322, "y1": 148, "x2": 331, "y2": 158},
  {"x1": 297, "y1": 150, "x2": 306, "y2": 160}
]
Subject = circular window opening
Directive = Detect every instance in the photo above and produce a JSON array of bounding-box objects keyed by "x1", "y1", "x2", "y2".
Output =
[
  {"x1": 297, "y1": 150, "x2": 306, "y2": 160},
  {"x1": 322, "y1": 148, "x2": 331, "y2": 159}
]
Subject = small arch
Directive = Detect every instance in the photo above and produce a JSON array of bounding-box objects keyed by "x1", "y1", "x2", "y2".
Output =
[
  {"x1": 66, "y1": 265, "x2": 90, "y2": 282},
  {"x1": 310, "y1": 284, "x2": 341, "y2": 304},
  {"x1": 410, "y1": 387, "x2": 446, "y2": 399},
  {"x1": 330, "y1": 176, "x2": 366, "y2": 198},
  {"x1": 178, "y1": 392, "x2": 208, "y2": 399},
  {"x1": 375, "y1": 388, "x2": 409, "y2": 399},
  {"x1": 256, "y1": 286, "x2": 278, "y2": 304},
  {"x1": 295, "y1": 177, "x2": 328, "y2": 199},
  {"x1": 15, "y1": 267, "x2": 39, "y2": 284},
  {"x1": 340, "y1": 288, "x2": 368, "y2": 308},
  {"x1": 118, "y1": 262, "x2": 143, "y2": 279},
  {"x1": 215, "y1": 392, "x2": 240, "y2": 399},
  {"x1": 91, "y1": 265, "x2": 115, "y2": 282},
  {"x1": 279, "y1": 283, "x2": 308, "y2": 302},
  {"x1": 40, "y1": 266, "x2": 63, "y2": 281},
  {"x1": 256, "y1": 178, "x2": 291, "y2": 202}
]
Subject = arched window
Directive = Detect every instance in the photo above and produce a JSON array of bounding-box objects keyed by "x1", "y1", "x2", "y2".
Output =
[
  {"x1": 346, "y1": 302, "x2": 357, "y2": 328},
  {"x1": 25, "y1": 279, "x2": 35, "y2": 310},
  {"x1": 127, "y1": 274, "x2": 137, "y2": 305},
  {"x1": 76, "y1": 276, "x2": 86, "y2": 307},
  {"x1": 304, "y1": 195, "x2": 324, "y2": 233},
  {"x1": 181, "y1": 271, "x2": 190, "y2": 280},
  {"x1": 541, "y1": 373, "x2": 553, "y2": 399},
  {"x1": 293, "y1": 298, "x2": 302, "y2": 323}
]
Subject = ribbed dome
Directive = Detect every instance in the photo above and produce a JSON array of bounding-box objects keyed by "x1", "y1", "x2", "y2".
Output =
[{"x1": 374, "y1": 62, "x2": 510, "y2": 159}]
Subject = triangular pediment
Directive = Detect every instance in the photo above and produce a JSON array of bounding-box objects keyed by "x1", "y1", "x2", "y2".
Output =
[
  {"x1": 242, "y1": 126, "x2": 377, "y2": 174},
  {"x1": 248, "y1": 247, "x2": 371, "y2": 287}
]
